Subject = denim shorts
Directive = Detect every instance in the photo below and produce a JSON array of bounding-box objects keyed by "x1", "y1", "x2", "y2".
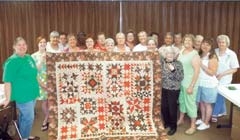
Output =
[{"x1": 196, "y1": 86, "x2": 217, "y2": 103}]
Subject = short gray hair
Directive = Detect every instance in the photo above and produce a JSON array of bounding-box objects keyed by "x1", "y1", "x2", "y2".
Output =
[
  {"x1": 50, "y1": 31, "x2": 59, "y2": 38},
  {"x1": 147, "y1": 36, "x2": 158, "y2": 46},
  {"x1": 105, "y1": 38, "x2": 115, "y2": 45},
  {"x1": 217, "y1": 34, "x2": 230, "y2": 47},
  {"x1": 165, "y1": 46, "x2": 176, "y2": 54},
  {"x1": 162, "y1": 46, "x2": 177, "y2": 58}
]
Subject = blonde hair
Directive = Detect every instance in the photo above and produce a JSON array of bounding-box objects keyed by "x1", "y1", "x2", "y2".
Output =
[
  {"x1": 195, "y1": 35, "x2": 204, "y2": 42},
  {"x1": 67, "y1": 33, "x2": 76, "y2": 40},
  {"x1": 115, "y1": 32, "x2": 125, "y2": 39},
  {"x1": 183, "y1": 34, "x2": 195, "y2": 43}
]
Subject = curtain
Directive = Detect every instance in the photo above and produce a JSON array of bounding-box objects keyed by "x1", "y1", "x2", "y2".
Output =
[
  {"x1": 122, "y1": 1, "x2": 240, "y2": 82},
  {"x1": 0, "y1": 1, "x2": 120, "y2": 81}
]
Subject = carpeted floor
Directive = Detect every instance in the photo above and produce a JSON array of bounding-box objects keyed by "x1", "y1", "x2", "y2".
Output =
[{"x1": 31, "y1": 100, "x2": 232, "y2": 140}]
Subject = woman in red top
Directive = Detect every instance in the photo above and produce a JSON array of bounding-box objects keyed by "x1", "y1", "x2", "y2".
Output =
[{"x1": 94, "y1": 32, "x2": 107, "y2": 52}]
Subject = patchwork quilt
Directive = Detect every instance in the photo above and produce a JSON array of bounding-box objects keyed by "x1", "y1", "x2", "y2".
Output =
[{"x1": 47, "y1": 52, "x2": 165, "y2": 140}]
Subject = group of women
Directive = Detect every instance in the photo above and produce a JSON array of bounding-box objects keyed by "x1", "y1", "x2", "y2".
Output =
[
  {"x1": 160, "y1": 33, "x2": 239, "y2": 136},
  {"x1": 1, "y1": 30, "x2": 239, "y2": 139}
]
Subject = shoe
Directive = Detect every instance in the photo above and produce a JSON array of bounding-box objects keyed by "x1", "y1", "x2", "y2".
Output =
[
  {"x1": 41, "y1": 122, "x2": 49, "y2": 131},
  {"x1": 197, "y1": 123, "x2": 210, "y2": 130},
  {"x1": 217, "y1": 113, "x2": 227, "y2": 117},
  {"x1": 195, "y1": 119, "x2": 203, "y2": 125},
  {"x1": 28, "y1": 136, "x2": 40, "y2": 140},
  {"x1": 185, "y1": 127, "x2": 196, "y2": 135},
  {"x1": 211, "y1": 117, "x2": 218, "y2": 123},
  {"x1": 167, "y1": 128, "x2": 177, "y2": 136}
]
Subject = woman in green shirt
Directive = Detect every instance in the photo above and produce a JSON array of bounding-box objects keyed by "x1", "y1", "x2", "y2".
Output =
[
  {"x1": 177, "y1": 34, "x2": 200, "y2": 135},
  {"x1": 1, "y1": 37, "x2": 40, "y2": 140}
]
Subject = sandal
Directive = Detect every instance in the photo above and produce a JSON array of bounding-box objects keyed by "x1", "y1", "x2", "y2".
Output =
[
  {"x1": 185, "y1": 127, "x2": 196, "y2": 135},
  {"x1": 177, "y1": 120, "x2": 184, "y2": 126},
  {"x1": 28, "y1": 136, "x2": 40, "y2": 140},
  {"x1": 211, "y1": 117, "x2": 218, "y2": 123},
  {"x1": 41, "y1": 122, "x2": 49, "y2": 131}
]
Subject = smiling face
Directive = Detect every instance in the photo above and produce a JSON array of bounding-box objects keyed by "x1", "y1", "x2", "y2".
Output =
[
  {"x1": 194, "y1": 36, "x2": 204, "y2": 50},
  {"x1": 59, "y1": 34, "x2": 67, "y2": 45},
  {"x1": 126, "y1": 32, "x2": 134, "y2": 42},
  {"x1": 50, "y1": 36, "x2": 59, "y2": 46},
  {"x1": 14, "y1": 39, "x2": 27, "y2": 56},
  {"x1": 97, "y1": 34, "x2": 106, "y2": 45},
  {"x1": 164, "y1": 34, "x2": 173, "y2": 46},
  {"x1": 85, "y1": 38, "x2": 94, "y2": 49},
  {"x1": 184, "y1": 37, "x2": 194, "y2": 49},
  {"x1": 38, "y1": 38, "x2": 47, "y2": 51},
  {"x1": 68, "y1": 36, "x2": 77, "y2": 48},
  {"x1": 116, "y1": 33, "x2": 126, "y2": 46},
  {"x1": 174, "y1": 35, "x2": 182, "y2": 45},
  {"x1": 105, "y1": 41, "x2": 114, "y2": 51},
  {"x1": 138, "y1": 32, "x2": 147, "y2": 44},
  {"x1": 147, "y1": 39, "x2": 157, "y2": 50},
  {"x1": 165, "y1": 52, "x2": 175, "y2": 62},
  {"x1": 200, "y1": 42, "x2": 211, "y2": 54},
  {"x1": 194, "y1": 40, "x2": 202, "y2": 50},
  {"x1": 217, "y1": 39, "x2": 227, "y2": 50}
]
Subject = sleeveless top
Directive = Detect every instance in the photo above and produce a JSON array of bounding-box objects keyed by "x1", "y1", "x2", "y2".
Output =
[
  {"x1": 178, "y1": 49, "x2": 199, "y2": 88},
  {"x1": 199, "y1": 54, "x2": 218, "y2": 88}
]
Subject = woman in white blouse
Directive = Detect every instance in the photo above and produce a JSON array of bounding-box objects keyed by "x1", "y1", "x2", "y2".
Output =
[{"x1": 211, "y1": 35, "x2": 239, "y2": 122}]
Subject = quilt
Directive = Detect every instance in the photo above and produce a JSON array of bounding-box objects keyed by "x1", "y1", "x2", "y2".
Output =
[{"x1": 46, "y1": 52, "x2": 165, "y2": 140}]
